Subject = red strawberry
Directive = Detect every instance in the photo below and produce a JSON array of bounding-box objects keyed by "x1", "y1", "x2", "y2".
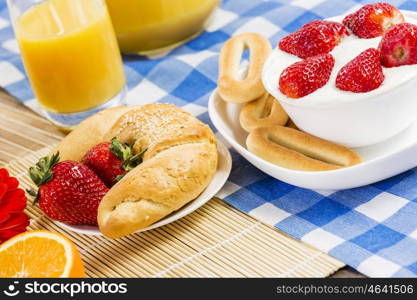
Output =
[
  {"x1": 279, "y1": 20, "x2": 349, "y2": 59},
  {"x1": 343, "y1": 3, "x2": 404, "y2": 38},
  {"x1": 279, "y1": 53, "x2": 335, "y2": 98},
  {"x1": 28, "y1": 153, "x2": 109, "y2": 226},
  {"x1": 82, "y1": 138, "x2": 145, "y2": 187},
  {"x1": 379, "y1": 23, "x2": 417, "y2": 67},
  {"x1": 0, "y1": 168, "x2": 29, "y2": 244},
  {"x1": 336, "y1": 48, "x2": 385, "y2": 93}
]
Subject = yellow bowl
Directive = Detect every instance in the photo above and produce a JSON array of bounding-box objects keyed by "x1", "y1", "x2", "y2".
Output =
[{"x1": 105, "y1": 0, "x2": 221, "y2": 55}]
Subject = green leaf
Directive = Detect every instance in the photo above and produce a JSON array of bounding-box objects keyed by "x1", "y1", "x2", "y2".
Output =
[
  {"x1": 27, "y1": 152, "x2": 60, "y2": 202},
  {"x1": 109, "y1": 137, "x2": 146, "y2": 172},
  {"x1": 26, "y1": 188, "x2": 40, "y2": 204},
  {"x1": 109, "y1": 137, "x2": 125, "y2": 160},
  {"x1": 114, "y1": 174, "x2": 126, "y2": 183}
]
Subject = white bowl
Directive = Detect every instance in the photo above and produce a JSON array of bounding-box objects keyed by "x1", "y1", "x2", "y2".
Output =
[
  {"x1": 263, "y1": 10, "x2": 417, "y2": 148},
  {"x1": 208, "y1": 88, "x2": 417, "y2": 190},
  {"x1": 56, "y1": 141, "x2": 232, "y2": 236}
]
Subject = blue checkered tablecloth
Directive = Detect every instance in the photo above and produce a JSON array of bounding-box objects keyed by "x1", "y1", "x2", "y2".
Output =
[{"x1": 1, "y1": 0, "x2": 417, "y2": 277}]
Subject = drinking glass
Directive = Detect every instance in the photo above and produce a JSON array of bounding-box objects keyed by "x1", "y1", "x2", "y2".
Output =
[{"x1": 7, "y1": 0, "x2": 126, "y2": 129}]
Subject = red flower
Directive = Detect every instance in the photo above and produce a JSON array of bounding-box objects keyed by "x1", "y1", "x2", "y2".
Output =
[{"x1": 0, "y1": 168, "x2": 29, "y2": 244}]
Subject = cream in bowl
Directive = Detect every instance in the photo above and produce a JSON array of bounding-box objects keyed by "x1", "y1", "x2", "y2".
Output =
[{"x1": 263, "y1": 7, "x2": 417, "y2": 148}]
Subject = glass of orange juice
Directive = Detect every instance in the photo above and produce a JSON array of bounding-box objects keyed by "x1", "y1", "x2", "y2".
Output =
[{"x1": 7, "y1": 0, "x2": 126, "y2": 129}]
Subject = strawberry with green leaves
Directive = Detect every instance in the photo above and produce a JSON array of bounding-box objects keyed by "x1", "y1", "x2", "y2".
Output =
[
  {"x1": 28, "y1": 153, "x2": 109, "y2": 226},
  {"x1": 82, "y1": 138, "x2": 145, "y2": 187},
  {"x1": 28, "y1": 138, "x2": 145, "y2": 225}
]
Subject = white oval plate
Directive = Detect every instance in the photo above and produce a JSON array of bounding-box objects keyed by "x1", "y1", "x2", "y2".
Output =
[
  {"x1": 208, "y1": 88, "x2": 417, "y2": 190},
  {"x1": 56, "y1": 141, "x2": 232, "y2": 235}
]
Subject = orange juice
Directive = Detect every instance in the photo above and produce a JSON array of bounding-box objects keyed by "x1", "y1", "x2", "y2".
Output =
[
  {"x1": 15, "y1": 0, "x2": 125, "y2": 113},
  {"x1": 105, "y1": 0, "x2": 220, "y2": 54}
]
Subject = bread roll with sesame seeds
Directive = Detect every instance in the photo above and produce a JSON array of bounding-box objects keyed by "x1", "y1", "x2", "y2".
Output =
[{"x1": 55, "y1": 104, "x2": 218, "y2": 238}]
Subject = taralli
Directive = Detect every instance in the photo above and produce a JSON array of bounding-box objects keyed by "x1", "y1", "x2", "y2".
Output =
[
  {"x1": 54, "y1": 104, "x2": 218, "y2": 238},
  {"x1": 218, "y1": 33, "x2": 272, "y2": 103},
  {"x1": 247, "y1": 126, "x2": 361, "y2": 171},
  {"x1": 240, "y1": 93, "x2": 288, "y2": 132},
  {"x1": 285, "y1": 118, "x2": 299, "y2": 130}
]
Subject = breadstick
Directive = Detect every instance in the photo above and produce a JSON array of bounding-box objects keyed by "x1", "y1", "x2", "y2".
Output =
[
  {"x1": 247, "y1": 126, "x2": 361, "y2": 171},
  {"x1": 240, "y1": 93, "x2": 288, "y2": 132},
  {"x1": 218, "y1": 33, "x2": 271, "y2": 103}
]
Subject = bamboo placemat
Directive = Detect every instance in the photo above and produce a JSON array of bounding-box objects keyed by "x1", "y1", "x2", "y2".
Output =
[{"x1": 0, "y1": 92, "x2": 345, "y2": 277}]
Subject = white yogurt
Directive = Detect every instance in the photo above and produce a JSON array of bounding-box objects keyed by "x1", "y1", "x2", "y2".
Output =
[{"x1": 263, "y1": 14, "x2": 417, "y2": 107}]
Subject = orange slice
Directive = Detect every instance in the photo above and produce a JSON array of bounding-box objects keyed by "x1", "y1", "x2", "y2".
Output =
[{"x1": 0, "y1": 230, "x2": 85, "y2": 278}]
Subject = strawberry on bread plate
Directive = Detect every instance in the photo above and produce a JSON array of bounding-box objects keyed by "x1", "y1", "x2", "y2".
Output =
[
  {"x1": 209, "y1": 2, "x2": 417, "y2": 189},
  {"x1": 28, "y1": 104, "x2": 231, "y2": 238},
  {"x1": 263, "y1": 2, "x2": 417, "y2": 147}
]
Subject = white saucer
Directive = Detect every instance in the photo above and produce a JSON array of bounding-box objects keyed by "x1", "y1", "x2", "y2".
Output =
[
  {"x1": 208, "y1": 89, "x2": 417, "y2": 190},
  {"x1": 56, "y1": 141, "x2": 232, "y2": 236}
]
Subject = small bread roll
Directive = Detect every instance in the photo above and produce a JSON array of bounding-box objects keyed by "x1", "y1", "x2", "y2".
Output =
[{"x1": 54, "y1": 104, "x2": 218, "y2": 238}]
